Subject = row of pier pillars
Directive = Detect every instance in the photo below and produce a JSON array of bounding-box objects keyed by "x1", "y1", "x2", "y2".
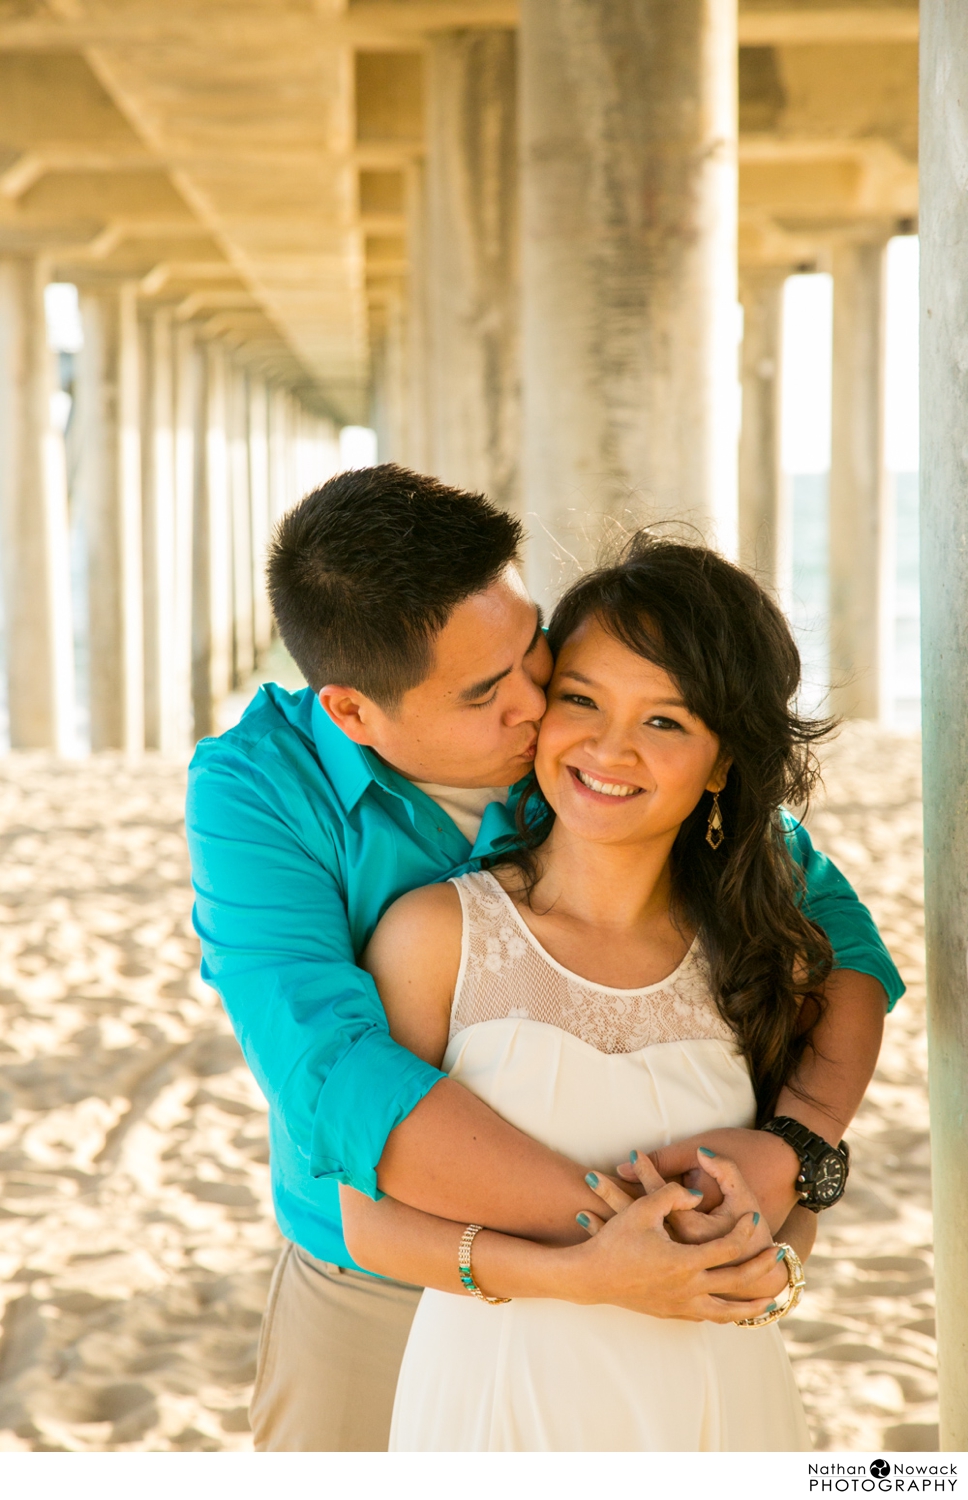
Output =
[
  {"x1": 0, "y1": 259, "x2": 337, "y2": 754},
  {"x1": 741, "y1": 240, "x2": 897, "y2": 722},
  {"x1": 0, "y1": 9, "x2": 913, "y2": 752},
  {"x1": 370, "y1": 16, "x2": 903, "y2": 726},
  {"x1": 0, "y1": 235, "x2": 898, "y2": 759}
]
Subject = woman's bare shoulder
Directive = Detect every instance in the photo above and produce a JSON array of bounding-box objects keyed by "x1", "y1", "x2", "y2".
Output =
[
  {"x1": 362, "y1": 881, "x2": 463, "y2": 1065},
  {"x1": 369, "y1": 880, "x2": 463, "y2": 952}
]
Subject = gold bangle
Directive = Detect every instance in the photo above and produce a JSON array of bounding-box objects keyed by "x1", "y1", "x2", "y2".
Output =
[
  {"x1": 457, "y1": 1224, "x2": 511, "y2": 1305},
  {"x1": 736, "y1": 1241, "x2": 805, "y2": 1328}
]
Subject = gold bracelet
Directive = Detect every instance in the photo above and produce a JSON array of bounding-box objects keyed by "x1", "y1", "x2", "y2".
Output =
[
  {"x1": 457, "y1": 1224, "x2": 511, "y2": 1305},
  {"x1": 736, "y1": 1241, "x2": 805, "y2": 1328}
]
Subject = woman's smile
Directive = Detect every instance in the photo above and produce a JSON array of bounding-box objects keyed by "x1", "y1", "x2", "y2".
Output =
[{"x1": 569, "y1": 766, "x2": 646, "y2": 800}]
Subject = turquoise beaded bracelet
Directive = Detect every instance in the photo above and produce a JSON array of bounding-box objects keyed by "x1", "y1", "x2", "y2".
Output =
[{"x1": 457, "y1": 1223, "x2": 511, "y2": 1305}]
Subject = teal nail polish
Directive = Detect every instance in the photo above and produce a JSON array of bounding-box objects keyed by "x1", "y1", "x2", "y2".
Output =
[
  {"x1": 585, "y1": 1172, "x2": 599, "y2": 1188},
  {"x1": 766, "y1": 1302, "x2": 778, "y2": 1313},
  {"x1": 576, "y1": 1212, "x2": 591, "y2": 1228},
  {"x1": 752, "y1": 1212, "x2": 760, "y2": 1227},
  {"x1": 688, "y1": 1188, "x2": 704, "y2": 1197},
  {"x1": 698, "y1": 1147, "x2": 716, "y2": 1158},
  {"x1": 629, "y1": 1150, "x2": 638, "y2": 1163},
  {"x1": 776, "y1": 1246, "x2": 787, "y2": 1261}
]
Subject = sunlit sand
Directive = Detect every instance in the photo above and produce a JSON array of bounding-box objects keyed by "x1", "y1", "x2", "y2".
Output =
[{"x1": 0, "y1": 723, "x2": 932, "y2": 1451}]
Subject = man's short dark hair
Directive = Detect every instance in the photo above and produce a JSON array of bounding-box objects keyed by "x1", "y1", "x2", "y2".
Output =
[{"x1": 267, "y1": 464, "x2": 524, "y2": 707}]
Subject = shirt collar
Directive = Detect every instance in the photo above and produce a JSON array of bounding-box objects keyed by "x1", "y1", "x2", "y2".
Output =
[
  {"x1": 471, "y1": 797, "x2": 520, "y2": 860},
  {"x1": 310, "y1": 694, "x2": 416, "y2": 816},
  {"x1": 310, "y1": 690, "x2": 532, "y2": 853}
]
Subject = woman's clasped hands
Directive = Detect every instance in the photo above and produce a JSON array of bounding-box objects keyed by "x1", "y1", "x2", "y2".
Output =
[{"x1": 568, "y1": 1148, "x2": 789, "y2": 1324}]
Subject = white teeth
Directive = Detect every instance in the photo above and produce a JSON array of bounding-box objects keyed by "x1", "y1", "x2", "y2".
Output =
[{"x1": 575, "y1": 769, "x2": 640, "y2": 798}]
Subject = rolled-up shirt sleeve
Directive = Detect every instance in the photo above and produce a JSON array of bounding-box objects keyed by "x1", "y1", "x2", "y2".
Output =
[
  {"x1": 186, "y1": 755, "x2": 445, "y2": 1200},
  {"x1": 784, "y1": 813, "x2": 904, "y2": 1009}
]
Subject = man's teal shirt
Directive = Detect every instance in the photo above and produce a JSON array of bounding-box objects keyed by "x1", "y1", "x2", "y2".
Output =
[{"x1": 186, "y1": 683, "x2": 904, "y2": 1269}]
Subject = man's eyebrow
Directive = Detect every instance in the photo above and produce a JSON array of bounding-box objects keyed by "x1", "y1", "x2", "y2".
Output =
[
  {"x1": 459, "y1": 609, "x2": 544, "y2": 703},
  {"x1": 459, "y1": 664, "x2": 512, "y2": 703}
]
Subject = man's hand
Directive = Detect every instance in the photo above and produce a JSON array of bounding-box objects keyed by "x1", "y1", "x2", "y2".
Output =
[
  {"x1": 568, "y1": 1150, "x2": 788, "y2": 1319},
  {"x1": 616, "y1": 1126, "x2": 801, "y2": 1236},
  {"x1": 665, "y1": 1147, "x2": 793, "y2": 1260},
  {"x1": 612, "y1": 971, "x2": 887, "y2": 1237}
]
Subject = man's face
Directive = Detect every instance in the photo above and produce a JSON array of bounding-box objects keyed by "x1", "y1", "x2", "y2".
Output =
[{"x1": 321, "y1": 566, "x2": 552, "y2": 788}]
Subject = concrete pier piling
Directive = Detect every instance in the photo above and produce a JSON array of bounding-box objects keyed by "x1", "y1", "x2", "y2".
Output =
[
  {"x1": 142, "y1": 307, "x2": 177, "y2": 753},
  {"x1": 193, "y1": 341, "x2": 232, "y2": 742},
  {"x1": 919, "y1": 0, "x2": 968, "y2": 1452},
  {"x1": 520, "y1": 0, "x2": 739, "y2": 602},
  {"x1": 0, "y1": 256, "x2": 75, "y2": 752},
  {"x1": 829, "y1": 238, "x2": 891, "y2": 723},
  {"x1": 77, "y1": 283, "x2": 144, "y2": 754},
  {"x1": 738, "y1": 266, "x2": 787, "y2": 593},
  {"x1": 424, "y1": 28, "x2": 520, "y2": 515}
]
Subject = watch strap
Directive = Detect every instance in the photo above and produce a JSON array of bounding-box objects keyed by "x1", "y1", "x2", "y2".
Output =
[
  {"x1": 761, "y1": 1115, "x2": 845, "y2": 1163},
  {"x1": 761, "y1": 1116, "x2": 850, "y2": 1212}
]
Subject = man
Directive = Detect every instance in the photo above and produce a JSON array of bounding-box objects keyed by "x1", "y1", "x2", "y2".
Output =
[{"x1": 187, "y1": 465, "x2": 900, "y2": 1451}]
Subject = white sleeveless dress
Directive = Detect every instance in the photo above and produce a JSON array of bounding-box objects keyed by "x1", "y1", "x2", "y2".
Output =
[{"x1": 388, "y1": 870, "x2": 811, "y2": 1452}]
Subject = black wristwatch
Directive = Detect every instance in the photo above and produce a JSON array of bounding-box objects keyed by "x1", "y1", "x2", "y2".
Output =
[{"x1": 760, "y1": 1116, "x2": 850, "y2": 1213}]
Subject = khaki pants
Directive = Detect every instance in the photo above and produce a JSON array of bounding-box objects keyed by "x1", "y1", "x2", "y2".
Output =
[{"x1": 249, "y1": 1242, "x2": 423, "y2": 1451}]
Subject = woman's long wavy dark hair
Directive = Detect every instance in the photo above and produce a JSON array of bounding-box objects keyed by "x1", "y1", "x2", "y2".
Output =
[{"x1": 495, "y1": 532, "x2": 836, "y2": 1122}]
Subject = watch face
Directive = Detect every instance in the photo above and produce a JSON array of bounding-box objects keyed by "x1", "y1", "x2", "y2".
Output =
[{"x1": 813, "y1": 1150, "x2": 847, "y2": 1204}]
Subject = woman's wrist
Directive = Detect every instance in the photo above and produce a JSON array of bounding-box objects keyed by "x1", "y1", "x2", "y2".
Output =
[
  {"x1": 471, "y1": 1229, "x2": 595, "y2": 1305},
  {"x1": 775, "y1": 1203, "x2": 818, "y2": 1264}
]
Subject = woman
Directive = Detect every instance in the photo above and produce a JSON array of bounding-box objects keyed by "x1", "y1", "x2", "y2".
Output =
[{"x1": 341, "y1": 534, "x2": 834, "y2": 1451}]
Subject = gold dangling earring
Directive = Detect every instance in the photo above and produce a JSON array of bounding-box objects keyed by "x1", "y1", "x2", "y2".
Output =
[{"x1": 705, "y1": 791, "x2": 724, "y2": 850}]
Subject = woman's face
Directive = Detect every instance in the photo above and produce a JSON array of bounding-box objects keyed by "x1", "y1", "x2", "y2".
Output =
[{"x1": 535, "y1": 615, "x2": 729, "y2": 849}]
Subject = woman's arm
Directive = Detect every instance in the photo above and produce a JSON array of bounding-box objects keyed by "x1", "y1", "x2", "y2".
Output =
[
  {"x1": 338, "y1": 1176, "x2": 785, "y2": 1322},
  {"x1": 361, "y1": 883, "x2": 459, "y2": 1069},
  {"x1": 774, "y1": 1204, "x2": 818, "y2": 1265},
  {"x1": 365, "y1": 885, "x2": 618, "y2": 1242},
  {"x1": 637, "y1": 967, "x2": 886, "y2": 1234}
]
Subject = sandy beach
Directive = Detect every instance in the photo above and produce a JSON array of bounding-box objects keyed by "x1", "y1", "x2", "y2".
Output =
[{"x1": 0, "y1": 722, "x2": 934, "y2": 1451}]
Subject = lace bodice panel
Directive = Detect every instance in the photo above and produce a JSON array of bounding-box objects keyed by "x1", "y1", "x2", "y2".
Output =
[{"x1": 448, "y1": 870, "x2": 736, "y2": 1055}]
